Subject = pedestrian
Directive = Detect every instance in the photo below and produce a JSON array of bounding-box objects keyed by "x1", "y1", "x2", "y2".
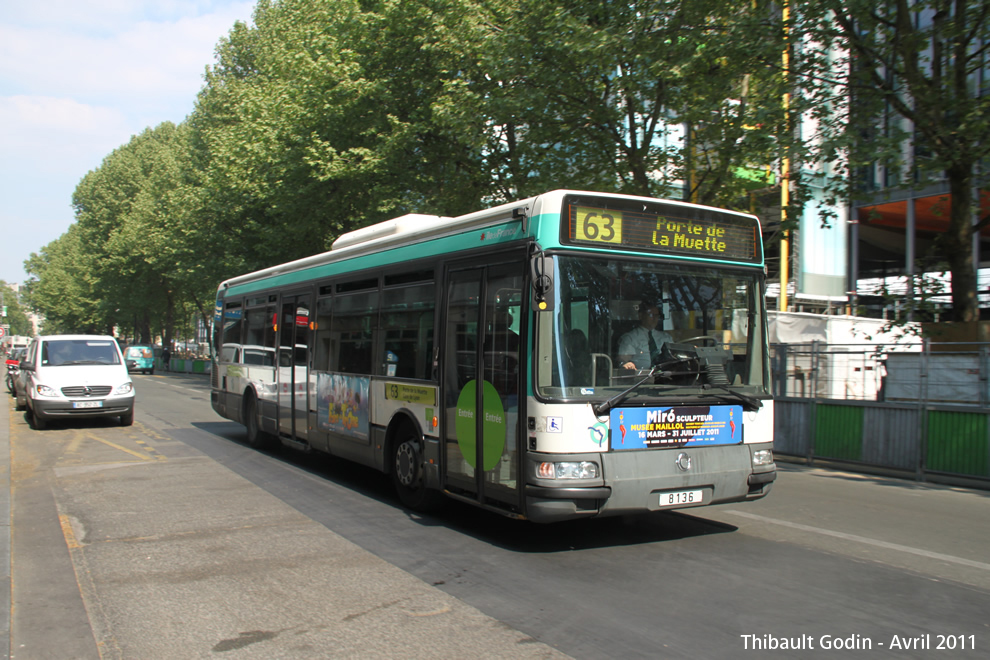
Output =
[{"x1": 162, "y1": 345, "x2": 171, "y2": 372}]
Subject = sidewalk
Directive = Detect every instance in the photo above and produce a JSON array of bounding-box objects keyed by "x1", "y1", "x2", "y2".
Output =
[
  {"x1": 3, "y1": 386, "x2": 571, "y2": 659},
  {"x1": 1, "y1": 389, "x2": 9, "y2": 660}
]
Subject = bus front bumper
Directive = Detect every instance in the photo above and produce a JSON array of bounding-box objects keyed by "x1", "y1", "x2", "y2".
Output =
[{"x1": 523, "y1": 443, "x2": 775, "y2": 523}]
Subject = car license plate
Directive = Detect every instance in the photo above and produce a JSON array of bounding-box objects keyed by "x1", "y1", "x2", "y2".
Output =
[
  {"x1": 73, "y1": 401, "x2": 103, "y2": 409},
  {"x1": 659, "y1": 489, "x2": 703, "y2": 507}
]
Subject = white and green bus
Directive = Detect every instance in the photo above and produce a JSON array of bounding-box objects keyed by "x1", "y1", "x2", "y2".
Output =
[{"x1": 211, "y1": 190, "x2": 775, "y2": 522}]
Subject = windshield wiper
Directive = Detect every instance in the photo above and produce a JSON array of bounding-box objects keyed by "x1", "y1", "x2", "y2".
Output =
[
  {"x1": 593, "y1": 358, "x2": 697, "y2": 417},
  {"x1": 700, "y1": 385, "x2": 763, "y2": 412}
]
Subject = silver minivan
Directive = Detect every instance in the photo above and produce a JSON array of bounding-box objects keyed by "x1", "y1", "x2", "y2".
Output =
[{"x1": 15, "y1": 335, "x2": 135, "y2": 429}]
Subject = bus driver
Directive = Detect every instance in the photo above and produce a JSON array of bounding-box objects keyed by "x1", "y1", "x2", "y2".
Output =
[{"x1": 618, "y1": 297, "x2": 673, "y2": 373}]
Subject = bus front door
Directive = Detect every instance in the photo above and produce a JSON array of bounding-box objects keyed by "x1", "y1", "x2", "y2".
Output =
[
  {"x1": 277, "y1": 293, "x2": 312, "y2": 442},
  {"x1": 443, "y1": 262, "x2": 522, "y2": 513}
]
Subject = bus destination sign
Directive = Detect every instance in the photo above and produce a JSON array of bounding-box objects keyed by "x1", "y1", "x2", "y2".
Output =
[{"x1": 565, "y1": 203, "x2": 761, "y2": 263}]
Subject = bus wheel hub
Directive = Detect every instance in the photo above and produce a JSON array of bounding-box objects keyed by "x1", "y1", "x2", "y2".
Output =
[{"x1": 395, "y1": 441, "x2": 420, "y2": 486}]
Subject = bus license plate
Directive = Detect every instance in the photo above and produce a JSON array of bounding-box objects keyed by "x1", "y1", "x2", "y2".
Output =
[
  {"x1": 659, "y1": 490, "x2": 702, "y2": 507},
  {"x1": 73, "y1": 401, "x2": 103, "y2": 409}
]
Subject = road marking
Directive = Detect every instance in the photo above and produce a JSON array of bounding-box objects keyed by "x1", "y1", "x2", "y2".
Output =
[
  {"x1": 723, "y1": 510, "x2": 990, "y2": 572},
  {"x1": 88, "y1": 436, "x2": 156, "y2": 462},
  {"x1": 59, "y1": 514, "x2": 81, "y2": 549},
  {"x1": 158, "y1": 381, "x2": 202, "y2": 394}
]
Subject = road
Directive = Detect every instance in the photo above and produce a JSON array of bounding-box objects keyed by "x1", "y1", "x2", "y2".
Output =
[{"x1": 4, "y1": 373, "x2": 989, "y2": 659}]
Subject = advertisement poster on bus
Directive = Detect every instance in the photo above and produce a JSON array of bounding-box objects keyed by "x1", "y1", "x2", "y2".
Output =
[
  {"x1": 610, "y1": 405, "x2": 742, "y2": 450},
  {"x1": 317, "y1": 373, "x2": 370, "y2": 439}
]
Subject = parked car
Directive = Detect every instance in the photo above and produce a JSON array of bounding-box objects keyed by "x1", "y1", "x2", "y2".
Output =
[
  {"x1": 124, "y1": 345, "x2": 156, "y2": 375},
  {"x1": 5, "y1": 346, "x2": 26, "y2": 394},
  {"x1": 14, "y1": 335, "x2": 135, "y2": 429}
]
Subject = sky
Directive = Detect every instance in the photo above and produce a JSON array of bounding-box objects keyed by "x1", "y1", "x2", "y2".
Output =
[{"x1": 0, "y1": 0, "x2": 256, "y2": 286}]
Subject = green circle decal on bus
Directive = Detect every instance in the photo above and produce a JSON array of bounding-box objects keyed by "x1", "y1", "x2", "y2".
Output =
[{"x1": 455, "y1": 379, "x2": 506, "y2": 471}]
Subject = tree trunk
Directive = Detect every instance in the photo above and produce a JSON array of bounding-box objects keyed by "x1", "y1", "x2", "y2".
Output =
[
  {"x1": 139, "y1": 309, "x2": 152, "y2": 344},
  {"x1": 944, "y1": 165, "x2": 979, "y2": 322}
]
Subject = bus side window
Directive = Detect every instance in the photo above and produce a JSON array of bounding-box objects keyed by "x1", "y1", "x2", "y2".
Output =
[
  {"x1": 334, "y1": 291, "x2": 379, "y2": 374},
  {"x1": 221, "y1": 301, "x2": 243, "y2": 359},
  {"x1": 313, "y1": 296, "x2": 333, "y2": 371},
  {"x1": 244, "y1": 306, "x2": 276, "y2": 366},
  {"x1": 382, "y1": 282, "x2": 435, "y2": 379}
]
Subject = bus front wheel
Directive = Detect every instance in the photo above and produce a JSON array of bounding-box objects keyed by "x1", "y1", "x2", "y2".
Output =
[{"x1": 391, "y1": 426, "x2": 443, "y2": 512}]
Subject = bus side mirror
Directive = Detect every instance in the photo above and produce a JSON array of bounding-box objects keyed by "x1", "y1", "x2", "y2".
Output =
[{"x1": 530, "y1": 251, "x2": 554, "y2": 311}]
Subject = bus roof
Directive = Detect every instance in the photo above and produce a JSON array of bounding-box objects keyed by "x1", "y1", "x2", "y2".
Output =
[
  {"x1": 220, "y1": 193, "x2": 545, "y2": 291},
  {"x1": 219, "y1": 190, "x2": 762, "y2": 293}
]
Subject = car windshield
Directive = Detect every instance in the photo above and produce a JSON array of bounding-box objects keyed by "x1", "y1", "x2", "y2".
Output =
[
  {"x1": 536, "y1": 255, "x2": 769, "y2": 400},
  {"x1": 42, "y1": 339, "x2": 121, "y2": 366}
]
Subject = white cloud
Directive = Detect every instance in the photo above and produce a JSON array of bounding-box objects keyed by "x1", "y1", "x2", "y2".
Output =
[
  {"x1": 0, "y1": 1, "x2": 255, "y2": 284},
  {"x1": 0, "y1": 95, "x2": 130, "y2": 176},
  {"x1": 0, "y1": 2, "x2": 254, "y2": 111},
  {"x1": 2, "y1": 1, "x2": 250, "y2": 34},
  {"x1": 1, "y1": 94, "x2": 127, "y2": 141}
]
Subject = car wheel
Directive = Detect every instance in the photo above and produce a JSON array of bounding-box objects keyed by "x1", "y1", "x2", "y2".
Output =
[
  {"x1": 120, "y1": 409, "x2": 134, "y2": 426},
  {"x1": 30, "y1": 404, "x2": 47, "y2": 430},
  {"x1": 391, "y1": 423, "x2": 443, "y2": 512}
]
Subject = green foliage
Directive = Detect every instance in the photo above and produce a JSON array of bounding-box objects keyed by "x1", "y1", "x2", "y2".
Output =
[
  {"x1": 27, "y1": 0, "x2": 794, "y2": 334},
  {"x1": 470, "y1": 0, "x2": 788, "y2": 208},
  {"x1": 794, "y1": 0, "x2": 990, "y2": 322},
  {"x1": 23, "y1": 225, "x2": 106, "y2": 334},
  {"x1": 0, "y1": 282, "x2": 33, "y2": 336}
]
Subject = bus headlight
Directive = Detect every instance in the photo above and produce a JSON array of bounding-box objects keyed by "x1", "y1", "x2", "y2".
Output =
[
  {"x1": 538, "y1": 461, "x2": 600, "y2": 480},
  {"x1": 752, "y1": 449, "x2": 773, "y2": 466}
]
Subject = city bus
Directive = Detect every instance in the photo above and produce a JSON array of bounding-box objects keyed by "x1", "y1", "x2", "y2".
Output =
[{"x1": 211, "y1": 190, "x2": 775, "y2": 522}]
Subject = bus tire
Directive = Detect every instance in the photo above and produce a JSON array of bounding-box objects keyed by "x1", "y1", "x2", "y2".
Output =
[
  {"x1": 391, "y1": 425, "x2": 443, "y2": 512},
  {"x1": 244, "y1": 391, "x2": 274, "y2": 450}
]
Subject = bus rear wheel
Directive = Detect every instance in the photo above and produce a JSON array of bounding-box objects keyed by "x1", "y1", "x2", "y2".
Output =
[
  {"x1": 244, "y1": 392, "x2": 274, "y2": 450},
  {"x1": 391, "y1": 426, "x2": 442, "y2": 512}
]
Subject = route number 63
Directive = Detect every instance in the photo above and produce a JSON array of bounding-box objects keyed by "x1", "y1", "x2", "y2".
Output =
[{"x1": 575, "y1": 207, "x2": 623, "y2": 244}]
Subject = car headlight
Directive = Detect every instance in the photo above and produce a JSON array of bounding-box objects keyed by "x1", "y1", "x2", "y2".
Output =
[
  {"x1": 537, "y1": 461, "x2": 600, "y2": 480},
  {"x1": 35, "y1": 384, "x2": 58, "y2": 397},
  {"x1": 115, "y1": 382, "x2": 133, "y2": 395},
  {"x1": 752, "y1": 449, "x2": 774, "y2": 466}
]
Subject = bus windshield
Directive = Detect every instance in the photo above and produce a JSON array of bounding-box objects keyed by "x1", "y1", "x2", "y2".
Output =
[{"x1": 537, "y1": 255, "x2": 769, "y2": 400}]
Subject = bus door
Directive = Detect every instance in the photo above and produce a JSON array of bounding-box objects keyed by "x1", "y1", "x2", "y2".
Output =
[
  {"x1": 277, "y1": 292, "x2": 312, "y2": 441},
  {"x1": 443, "y1": 261, "x2": 523, "y2": 512}
]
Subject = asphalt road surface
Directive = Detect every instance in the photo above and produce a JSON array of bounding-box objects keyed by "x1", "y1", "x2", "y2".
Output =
[{"x1": 4, "y1": 372, "x2": 989, "y2": 659}]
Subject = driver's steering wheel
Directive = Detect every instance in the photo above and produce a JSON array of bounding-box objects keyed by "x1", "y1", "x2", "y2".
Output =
[{"x1": 679, "y1": 335, "x2": 719, "y2": 347}]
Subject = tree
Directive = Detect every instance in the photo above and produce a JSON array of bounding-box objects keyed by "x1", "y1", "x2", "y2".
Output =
[
  {"x1": 797, "y1": 0, "x2": 990, "y2": 323},
  {"x1": 0, "y1": 282, "x2": 33, "y2": 336},
  {"x1": 25, "y1": 0, "x2": 798, "y2": 331},
  {"x1": 23, "y1": 225, "x2": 107, "y2": 334},
  {"x1": 452, "y1": 0, "x2": 788, "y2": 208},
  {"x1": 190, "y1": 0, "x2": 495, "y2": 274},
  {"x1": 67, "y1": 122, "x2": 219, "y2": 346}
]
